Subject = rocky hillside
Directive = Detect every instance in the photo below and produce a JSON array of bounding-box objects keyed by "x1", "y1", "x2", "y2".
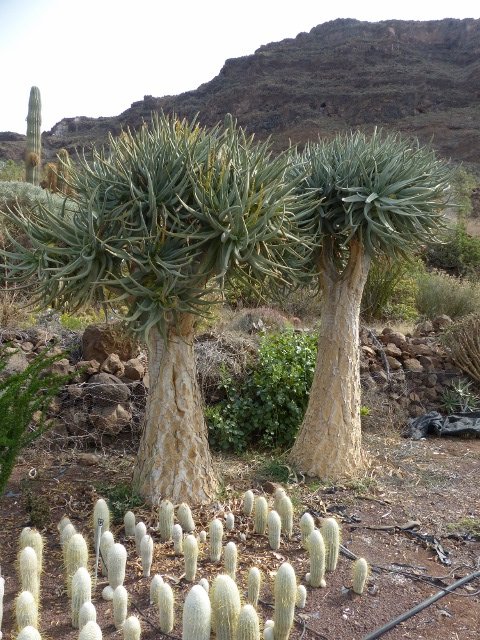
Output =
[{"x1": 1, "y1": 18, "x2": 480, "y2": 169}]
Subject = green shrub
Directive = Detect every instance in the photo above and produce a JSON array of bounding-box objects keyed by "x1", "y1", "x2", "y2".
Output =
[
  {"x1": 425, "y1": 224, "x2": 480, "y2": 277},
  {"x1": 0, "y1": 160, "x2": 25, "y2": 182},
  {"x1": 361, "y1": 256, "x2": 421, "y2": 322},
  {"x1": 94, "y1": 482, "x2": 144, "y2": 524},
  {"x1": 0, "y1": 348, "x2": 71, "y2": 495},
  {"x1": 415, "y1": 271, "x2": 480, "y2": 320},
  {"x1": 206, "y1": 329, "x2": 317, "y2": 452}
]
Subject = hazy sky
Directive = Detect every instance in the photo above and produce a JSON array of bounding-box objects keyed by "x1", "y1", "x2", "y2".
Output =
[{"x1": 1, "y1": 0, "x2": 479, "y2": 133}]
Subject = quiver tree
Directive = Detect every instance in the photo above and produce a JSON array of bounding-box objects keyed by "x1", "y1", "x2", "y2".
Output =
[
  {"x1": 289, "y1": 130, "x2": 450, "y2": 480},
  {"x1": 0, "y1": 113, "x2": 314, "y2": 504}
]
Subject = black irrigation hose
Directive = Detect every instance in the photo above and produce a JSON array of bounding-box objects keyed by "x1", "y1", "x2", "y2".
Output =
[{"x1": 362, "y1": 569, "x2": 480, "y2": 640}]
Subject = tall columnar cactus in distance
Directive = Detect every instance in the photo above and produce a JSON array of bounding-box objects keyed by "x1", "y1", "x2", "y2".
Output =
[
  {"x1": 18, "y1": 547, "x2": 39, "y2": 604},
  {"x1": 16, "y1": 626, "x2": 41, "y2": 640},
  {"x1": 93, "y1": 498, "x2": 110, "y2": 552},
  {"x1": 273, "y1": 563, "x2": 297, "y2": 640},
  {"x1": 224, "y1": 541, "x2": 238, "y2": 580},
  {"x1": 158, "y1": 582, "x2": 174, "y2": 633},
  {"x1": 79, "y1": 601, "x2": 96, "y2": 629},
  {"x1": 15, "y1": 591, "x2": 38, "y2": 631},
  {"x1": 25, "y1": 86, "x2": 41, "y2": 186},
  {"x1": 65, "y1": 534, "x2": 88, "y2": 596},
  {"x1": 71, "y1": 567, "x2": 91, "y2": 629},
  {"x1": 247, "y1": 567, "x2": 262, "y2": 608},
  {"x1": 123, "y1": 615, "x2": 141, "y2": 639},
  {"x1": 182, "y1": 584, "x2": 211, "y2": 640},
  {"x1": 150, "y1": 574, "x2": 164, "y2": 605},
  {"x1": 113, "y1": 585, "x2": 128, "y2": 629},
  {"x1": 267, "y1": 510, "x2": 282, "y2": 550},
  {"x1": 124, "y1": 511, "x2": 136, "y2": 537},
  {"x1": 243, "y1": 490, "x2": 254, "y2": 516},
  {"x1": 254, "y1": 496, "x2": 268, "y2": 535},
  {"x1": 79, "y1": 620, "x2": 102, "y2": 640},
  {"x1": 19, "y1": 528, "x2": 43, "y2": 576},
  {"x1": 306, "y1": 530, "x2": 326, "y2": 588},
  {"x1": 321, "y1": 517, "x2": 340, "y2": 572},
  {"x1": 172, "y1": 524, "x2": 183, "y2": 556},
  {"x1": 277, "y1": 496, "x2": 293, "y2": 539},
  {"x1": 158, "y1": 500, "x2": 174, "y2": 542},
  {"x1": 352, "y1": 557, "x2": 370, "y2": 595},
  {"x1": 299, "y1": 513, "x2": 315, "y2": 548},
  {"x1": 56, "y1": 148, "x2": 71, "y2": 195},
  {"x1": 184, "y1": 534, "x2": 199, "y2": 582},
  {"x1": 140, "y1": 535, "x2": 154, "y2": 577},
  {"x1": 100, "y1": 530, "x2": 114, "y2": 577},
  {"x1": 209, "y1": 518, "x2": 223, "y2": 562},
  {"x1": 177, "y1": 503, "x2": 195, "y2": 532},
  {"x1": 237, "y1": 604, "x2": 260, "y2": 640},
  {"x1": 211, "y1": 574, "x2": 241, "y2": 640}
]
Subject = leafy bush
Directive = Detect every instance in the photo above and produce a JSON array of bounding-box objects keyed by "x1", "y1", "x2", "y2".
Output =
[
  {"x1": 415, "y1": 271, "x2": 480, "y2": 320},
  {"x1": 0, "y1": 160, "x2": 24, "y2": 182},
  {"x1": 441, "y1": 313, "x2": 480, "y2": 383},
  {"x1": 206, "y1": 329, "x2": 317, "y2": 452},
  {"x1": 0, "y1": 348, "x2": 71, "y2": 495},
  {"x1": 425, "y1": 224, "x2": 480, "y2": 277},
  {"x1": 361, "y1": 256, "x2": 421, "y2": 322},
  {"x1": 441, "y1": 379, "x2": 479, "y2": 413}
]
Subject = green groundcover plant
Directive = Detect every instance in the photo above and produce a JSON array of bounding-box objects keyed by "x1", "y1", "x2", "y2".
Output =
[
  {"x1": 206, "y1": 329, "x2": 318, "y2": 452},
  {"x1": 0, "y1": 348, "x2": 71, "y2": 495}
]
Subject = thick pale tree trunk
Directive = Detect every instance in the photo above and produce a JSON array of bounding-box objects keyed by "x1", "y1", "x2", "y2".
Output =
[
  {"x1": 133, "y1": 313, "x2": 217, "y2": 504},
  {"x1": 290, "y1": 240, "x2": 371, "y2": 479}
]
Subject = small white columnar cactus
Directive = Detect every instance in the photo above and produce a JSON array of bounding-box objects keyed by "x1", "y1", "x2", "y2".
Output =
[
  {"x1": 225, "y1": 512, "x2": 235, "y2": 532},
  {"x1": 198, "y1": 578, "x2": 209, "y2": 593},
  {"x1": 211, "y1": 574, "x2": 241, "y2": 640},
  {"x1": 184, "y1": 535, "x2": 199, "y2": 582},
  {"x1": 243, "y1": 490, "x2": 254, "y2": 516},
  {"x1": 103, "y1": 543, "x2": 127, "y2": 601},
  {"x1": 134, "y1": 522, "x2": 147, "y2": 557},
  {"x1": 267, "y1": 510, "x2": 281, "y2": 550},
  {"x1": 198, "y1": 530, "x2": 207, "y2": 543},
  {"x1": 273, "y1": 487, "x2": 286, "y2": 512},
  {"x1": 158, "y1": 582, "x2": 174, "y2": 634},
  {"x1": 57, "y1": 515, "x2": 72, "y2": 533},
  {"x1": 158, "y1": 500, "x2": 174, "y2": 542},
  {"x1": 224, "y1": 541, "x2": 238, "y2": 580},
  {"x1": 16, "y1": 626, "x2": 41, "y2": 640},
  {"x1": 209, "y1": 518, "x2": 223, "y2": 562},
  {"x1": 100, "y1": 530, "x2": 114, "y2": 577},
  {"x1": 71, "y1": 567, "x2": 92, "y2": 628},
  {"x1": 254, "y1": 496, "x2": 268, "y2": 535},
  {"x1": 15, "y1": 591, "x2": 38, "y2": 631},
  {"x1": 60, "y1": 522, "x2": 77, "y2": 553},
  {"x1": 296, "y1": 585, "x2": 307, "y2": 609},
  {"x1": 299, "y1": 513, "x2": 315, "y2": 548},
  {"x1": 93, "y1": 498, "x2": 110, "y2": 551},
  {"x1": 276, "y1": 495, "x2": 293, "y2": 539},
  {"x1": 237, "y1": 604, "x2": 260, "y2": 640},
  {"x1": 247, "y1": 567, "x2": 262, "y2": 608},
  {"x1": 113, "y1": 585, "x2": 128, "y2": 629},
  {"x1": 19, "y1": 528, "x2": 43, "y2": 576},
  {"x1": 177, "y1": 503, "x2": 195, "y2": 532},
  {"x1": 65, "y1": 533, "x2": 88, "y2": 596},
  {"x1": 182, "y1": 584, "x2": 211, "y2": 640},
  {"x1": 352, "y1": 557, "x2": 370, "y2": 595},
  {"x1": 79, "y1": 620, "x2": 102, "y2": 640},
  {"x1": 306, "y1": 529, "x2": 326, "y2": 588},
  {"x1": 321, "y1": 517, "x2": 340, "y2": 572},
  {"x1": 150, "y1": 574, "x2": 164, "y2": 605},
  {"x1": 78, "y1": 601, "x2": 96, "y2": 629},
  {"x1": 172, "y1": 524, "x2": 183, "y2": 556},
  {"x1": 18, "y1": 547, "x2": 39, "y2": 604},
  {"x1": 123, "y1": 615, "x2": 141, "y2": 640},
  {"x1": 124, "y1": 511, "x2": 136, "y2": 537},
  {"x1": 140, "y1": 535, "x2": 154, "y2": 577},
  {"x1": 273, "y1": 563, "x2": 297, "y2": 640}
]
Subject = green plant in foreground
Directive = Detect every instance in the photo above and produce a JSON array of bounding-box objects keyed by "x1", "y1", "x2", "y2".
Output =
[
  {"x1": 206, "y1": 329, "x2": 317, "y2": 451},
  {"x1": 0, "y1": 348, "x2": 70, "y2": 495},
  {"x1": 441, "y1": 379, "x2": 480, "y2": 413}
]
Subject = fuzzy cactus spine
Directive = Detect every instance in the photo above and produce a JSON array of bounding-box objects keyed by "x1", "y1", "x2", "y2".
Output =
[
  {"x1": 254, "y1": 496, "x2": 268, "y2": 535},
  {"x1": 306, "y1": 529, "x2": 326, "y2": 588},
  {"x1": 65, "y1": 534, "x2": 88, "y2": 596},
  {"x1": 267, "y1": 510, "x2": 282, "y2": 550},
  {"x1": 296, "y1": 585, "x2": 307, "y2": 609},
  {"x1": 210, "y1": 574, "x2": 241, "y2": 640},
  {"x1": 224, "y1": 541, "x2": 238, "y2": 580},
  {"x1": 276, "y1": 495, "x2": 293, "y2": 539},
  {"x1": 16, "y1": 626, "x2": 41, "y2": 640},
  {"x1": 124, "y1": 511, "x2": 136, "y2": 537},
  {"x1": 225, "y1": 512, "x2": 235, "y2": 532},
  {"x1": 113, "y1": 585, "x2": 128, "y2": 629},
  {"x1": 237, "y1": 604, "x2": 260, "y2": 640},
  {"x1": 184, "y1": 534, "x2": 199, "y2": 582},
  {"x1": 79, "y1": 601, "x2": 96, "y2": 629},
  {"x1": 15, "y1": 591, "x2": 38, "y2": 631},
  {"x1": 123, "y1": 615, "x2": 141, "y2": 639},
  {"x1": 243, "y1": 490, "x2": 254, "y2": 516},
  {"x1": 93, "y1": 498, "x2": 110, "y2": 552},
  {"x1": 150, "y1": 574, "x2": 164, "y2": 605},
  {"x1": 172, "y1": 524, "x2": 183, "y2": 556},
  {"x1": 25, "y1": 87, "x2": 41, "y2": 186},
  {"x1": 140, "y1": 535, "x2": 154, "y2": 577},
  {"x1": 158, "y1": 582, "x2": 174, "y2": 633},
  {"x1": 18, "y1": 547, "x2": 39, "y2": 604},
  {"x1": 273, "y1": 563, "x2": 297, "y2": 640},
  {"x1": 71, "y1": 567, "x2": 91, "y2": 629},
  {"x1": 352, "y1": 558, "x2": 369, "y2": 595},
  {"x1": 177, "y1": 503, "x2": 195, "y2": 532},
  {"x1": 100, "y1": 530, "x2": 114, "y2": 577},
  {"x1": 299, "y1": 513, "x2": 315, "y2": 548},
  {"x1": 182, "y1": 584, "x2": 211, "y2": 640},
  {"x1": 103, "y1": 543, "x2": 127, "y2": 601},
  {"x1": 247, "y1": 567, "x2": 262, "y2": 608},
  {"x1": 321, "y1": 517, "x2": 340, "y2": 572},
  {"x1": 134, "y1": 522, "x2": 146, "y2": 557},
  {"x1": 19, "y1": 528, "x2": 43, "y2": 576},
  {"x1": 209, "y1": 518, "x2": 223, "y2": 562},
  {"x1": 158, "y1": 500, "x2": 174, "y2": 542},
  {"x1": 79, "y1": 620, "x2": 102, "y2": 640}
]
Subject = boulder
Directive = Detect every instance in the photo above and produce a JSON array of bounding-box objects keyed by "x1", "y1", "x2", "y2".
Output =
[
  {"x1": 403, "y1": 358, "x2": 424, "y2": 372},
  {"x1": 123, "y1": 358, "x2": 145, "y2": 381},
  {"x1": 89, "y1": 404, "x2": 132, "y2": 434},
  {"x1": 85, "y1": 372, "x2": 131, "y2": 405},
  {"x1": 82, "y1": 324, "x2": 139, "y2": 362},
  {"x1": 432, "y1": 315, "x2": 453, "y2": 332},
  {"x1": 101, "y1": 353, "x2": 125, "y2": 377}
]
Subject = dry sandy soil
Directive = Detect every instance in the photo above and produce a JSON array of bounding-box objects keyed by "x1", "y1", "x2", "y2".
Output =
[{"x1": 0, "y1": 432, "x2": 479, "y2": 640}]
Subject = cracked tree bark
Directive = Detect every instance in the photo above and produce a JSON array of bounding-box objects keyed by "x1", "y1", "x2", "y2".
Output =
[
  {"x1": 133, "y1": 313, "x2": 217, "y2": 504},
  {"x1": 290, "y1": 239, "x2": 371, "y2": 479}
]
